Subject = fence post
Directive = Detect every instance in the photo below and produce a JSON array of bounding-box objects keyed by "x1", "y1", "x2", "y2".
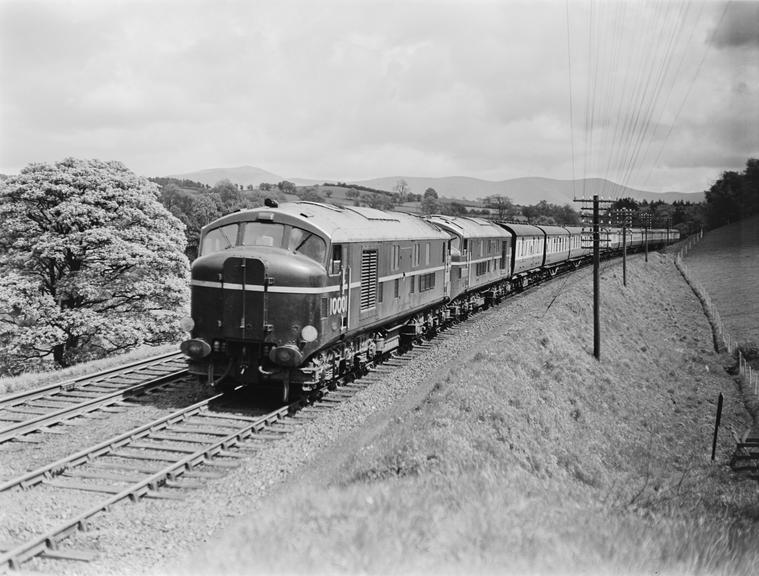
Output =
[{"x1": 712, "y1": 393, "x2": 724, "y2": 461}]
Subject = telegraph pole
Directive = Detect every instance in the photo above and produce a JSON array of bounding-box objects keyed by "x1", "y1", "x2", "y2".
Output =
[
  {"x1": 612, "y1": 208, "x2": 632, "y2": 287},
  {"x1": 640, "y1": 211, "x2": 651, "y2": 262},
  {"x1": 575, "y1": 195, "x2": 612, "y2": 360},
  {"x1": 593, "y1": 197, "x2": 600, "y2": 359},
  {"x1": 665, "y1": 216, "x2": 671, "y2": 246}
]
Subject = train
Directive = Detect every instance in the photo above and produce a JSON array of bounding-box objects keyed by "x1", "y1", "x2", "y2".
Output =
[{"x1": 179, "y1": 200, "x2": 679, "y2": 400}]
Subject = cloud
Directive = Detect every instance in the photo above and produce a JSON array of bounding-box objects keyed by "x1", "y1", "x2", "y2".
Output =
[
  {"x1": 0, "y1": 0, "x2": 755, "y2": 195},
  {"x1": 710, "y1": 1, "x2": 759, "y2": 48}
]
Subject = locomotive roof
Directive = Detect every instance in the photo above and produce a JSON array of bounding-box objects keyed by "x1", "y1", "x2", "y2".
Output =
[
  {"x1": 426, "y1": 215, "x2": 512, "y2": 240},
  {"x1": 206, "y1": 201, "x2": 450, "y2": 243}
]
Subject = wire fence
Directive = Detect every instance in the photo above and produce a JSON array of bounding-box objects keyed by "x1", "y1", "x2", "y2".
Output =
[{"x1": 674, "y1": 230, "x2": 759, "y2": 397}]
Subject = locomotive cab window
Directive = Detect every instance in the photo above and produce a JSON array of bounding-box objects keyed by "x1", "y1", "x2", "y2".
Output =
[
  {"x1": 330, "y1": 244, "x2": 343, "y2": 275},
  {"x1": 450, "y1": 236, "x2": 461, "y2": 256},
  {"x1": 287, "y1": 227, "x2": 326, "y2": 265},
  {"x1": 200, "y1": 223, "x2": 239, "y2": 256},
  {"x1": 241, "y1": 222, "x2": 285, "y2": 248}
]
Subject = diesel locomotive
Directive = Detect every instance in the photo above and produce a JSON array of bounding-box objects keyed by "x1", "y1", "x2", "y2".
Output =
[{"x1": 180, "y1": 200, "x2": 679, "y2": 400}]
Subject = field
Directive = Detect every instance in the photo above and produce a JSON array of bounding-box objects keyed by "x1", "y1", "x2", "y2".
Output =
[
  {"x1": 683, "y1": 214, "x2": 759, "y2": 346},
  {"x1": 172, "y1": 251, "x2": 759, "y2": 576}
]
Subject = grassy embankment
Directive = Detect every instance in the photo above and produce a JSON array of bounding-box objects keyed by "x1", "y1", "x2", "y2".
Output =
[{"x1": 190, "y1": 252, "x2": 759, "y2": 575}]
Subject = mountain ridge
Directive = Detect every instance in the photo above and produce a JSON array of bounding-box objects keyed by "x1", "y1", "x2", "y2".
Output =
[{"x1": 165, "y1": 165, "x2": 705, "y2": 205}]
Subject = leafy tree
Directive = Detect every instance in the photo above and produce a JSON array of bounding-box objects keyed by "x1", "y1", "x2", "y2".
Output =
[
  {"x1": 160, "y1": 184, "x2": 220, "y2": 259},
  {"x1": 445, "y1": 201, "x2": 468, "y2": 216},
  {"x1": 362, "y1": 192, "x2": 395, "y2": 210},
  {"x1": 0, "y1": 158, "x2": 190, "y2": 374},
  {"x1": 483, "y1": 195, "x2": 516, "y2": 220},
  {"x1": 277, "y1": 180, "x2": 297, "y2": 194},
  {"x1": 394, "y1": 179, "x2": 410, "y2": 202},
  {"x1": 522, "y1": 200, "x2": 580, "y2": 226},
  {"x1": 296, "y1": 187, "x2": 324, "y2": 202},
  {"x1": 212, "y1": 179, "x2": 246, "y2": 212},
  {"x1": 421, "y1": 187, "x2": 439, "y2": 214},
  {"x1": 702, "y1": 158, "x2": 758, "y2": 228}
]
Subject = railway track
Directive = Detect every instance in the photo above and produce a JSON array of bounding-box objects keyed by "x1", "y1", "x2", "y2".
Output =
[
  {"x1": 0, "y1": 343, "x2": 434, "y2": 572},
  {"x1": 0, "y1": 352, "x2": 188, "y2": 444}
]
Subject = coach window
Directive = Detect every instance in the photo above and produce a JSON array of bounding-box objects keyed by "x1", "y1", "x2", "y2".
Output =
[{"x1": 330, "y1": 244, "x2": 343, "y2": 275}]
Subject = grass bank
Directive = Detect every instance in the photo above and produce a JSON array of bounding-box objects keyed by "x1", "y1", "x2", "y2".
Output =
[{"x1": 183, "y1": 252, "x2": 758, "y2": 575}]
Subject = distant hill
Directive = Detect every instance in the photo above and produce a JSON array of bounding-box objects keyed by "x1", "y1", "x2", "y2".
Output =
[
  {"x1": 352, "y1": 175, "x2": 704, "y2": 205},
  {"x1": 164, "y1": 165, "x2": 705, "y2": 205},
  {"x1": 166, "y1": 166, "x2": 290, "y2": 188}
]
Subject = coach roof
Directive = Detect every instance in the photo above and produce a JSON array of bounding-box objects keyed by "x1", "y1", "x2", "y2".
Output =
[
  {"x1": 206, "y1": 201, "x2": 450, "y2": 244},
  {"x1": 426, "y1": 215, "x2": 512, "y2": 240}
]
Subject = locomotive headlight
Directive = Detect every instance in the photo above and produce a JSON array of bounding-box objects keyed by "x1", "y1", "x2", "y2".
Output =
[
  {"x1": 180, "y1": 338, "x2": 211, "y2": 359},
  {"x1": 269, "y1": 344, "x2": 304, "y2": 368},
  {"x1": 301, "y1": 325, "x2": 318, "y2": 343},
  {"x1": 179, "y1": 316, "x2": 195, "y2": 332}
]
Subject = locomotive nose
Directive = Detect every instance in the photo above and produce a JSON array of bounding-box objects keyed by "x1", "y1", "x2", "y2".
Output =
[{"x1": 221, "y1": 256, "x2": 268, "y2": 340}]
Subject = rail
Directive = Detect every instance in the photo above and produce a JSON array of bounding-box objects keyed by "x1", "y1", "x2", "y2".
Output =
[
  {"x1": 0, "y1": 353, "x2": 188, "y2": 443},
  {"x1": 0, "y1": 351, "x2": 184, "y2": 408}
]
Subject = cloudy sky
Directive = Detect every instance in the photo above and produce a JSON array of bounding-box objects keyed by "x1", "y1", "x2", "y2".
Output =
[{"x1": 1, "y1": 0, "x2": 757, "y2": 193}]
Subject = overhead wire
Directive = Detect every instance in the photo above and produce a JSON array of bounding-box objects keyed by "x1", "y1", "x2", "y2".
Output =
[
  {"x1": 566, "y1": 0, "x2": 577, "y2": 200},
  {"x1": 567, "y1": 0, "x2": 719, "y2": 199},
  {"x1": 641, "y1": 0, "x2": 731, "y2": 190},
  {"x1": 618, "y1": 0, "x2": 695, "y2": 192}
]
